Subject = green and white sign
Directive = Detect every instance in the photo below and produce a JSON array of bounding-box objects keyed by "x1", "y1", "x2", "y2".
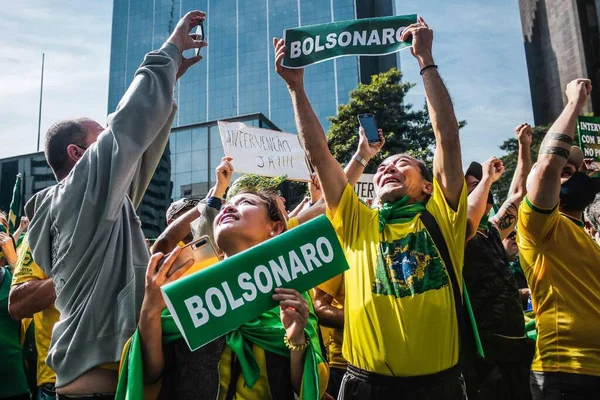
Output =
[
  {"x1": 283, "y1": 14, "x2": 417, "y2": 68},
  {"x1": 161, "y1": 215, "x2": 349, "y2": 351},
  {"x1": 578, "y1": 116, "x2": 600, "y2": 161}
]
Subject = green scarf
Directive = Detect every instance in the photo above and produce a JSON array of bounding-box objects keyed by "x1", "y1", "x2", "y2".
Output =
[
  {"x1": 378, "y1": 196, "x2": 427, "y2": 232},
  {"x1": 116, "y1": 293, "x2": 324, "y2": 400}
]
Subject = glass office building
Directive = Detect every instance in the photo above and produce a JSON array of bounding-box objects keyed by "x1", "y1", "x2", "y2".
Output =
[{"x1": 108, "y1": 0, "x2": 397, "y2": 234}]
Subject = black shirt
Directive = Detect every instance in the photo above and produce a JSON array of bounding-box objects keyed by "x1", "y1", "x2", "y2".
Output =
[{"x1": 464, "y1": 226, "x2": 525, "y2": 337}]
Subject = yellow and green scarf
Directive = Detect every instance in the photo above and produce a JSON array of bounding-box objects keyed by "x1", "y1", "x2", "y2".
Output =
[{"x1": 116, "y1": 292, "x2": 326, "y2": 400}]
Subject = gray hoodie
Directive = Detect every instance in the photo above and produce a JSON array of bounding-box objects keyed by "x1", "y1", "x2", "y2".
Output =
[{"x1": 25, "y1": 42, "x2": 181, "y2": 387}]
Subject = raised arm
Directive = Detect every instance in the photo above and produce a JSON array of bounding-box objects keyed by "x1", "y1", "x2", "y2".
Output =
[
  {"x1": 274, "y1": 38, "x2": 348, "y2": 216},
  {"x1": 527, "y1": 79, "x2": 592, "y2": 209},
  {"x1": 153, "y1": 157, "x2": 232, "y2": 254},
  {"x1": 345, "y1": 127, "x2": 385, "y2": 186},
  {"x1": 91, "y1": 12, "x2": 206, "y2": 217},
  {"x1": 401, "y1": 17, "x2": 462, "y2": 209},
  {"x1": 466, "y1": 157, "x2": 504, "y2": 241},
  {"x1": 11, "y1": 217, "x2": 28, "y2": 245},
  {"x1": 490, "y1": 124, "x2": 533, "y2": 239}
]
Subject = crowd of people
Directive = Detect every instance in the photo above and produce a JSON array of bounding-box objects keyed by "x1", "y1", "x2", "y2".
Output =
[{"x1": 1, "y1": 11, "x2": 599, "y2": 400}]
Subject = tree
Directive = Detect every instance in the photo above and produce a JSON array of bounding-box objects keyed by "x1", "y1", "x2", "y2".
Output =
[
  {"x1": 326, "y1": 68, "x2": 465, "y2": 173},
  {"x1": 491, "y1": 125, "x2": 547, "y2": 203}
]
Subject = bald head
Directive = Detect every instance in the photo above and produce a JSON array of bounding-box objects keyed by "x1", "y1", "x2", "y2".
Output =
[{"x1": 45, "y1": 118, "x2": 103, "y2": 180}]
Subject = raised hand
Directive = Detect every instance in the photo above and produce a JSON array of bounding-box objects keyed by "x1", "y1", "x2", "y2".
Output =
[
  {"x1": 214, "y1": 156, "x2": 234, "y2": 199},
  {"x1": 565, "y1": 78, "x2": 592, "y2": 108},
  {"x1": 167, "y1": 11, "x2": 208, "y2": 79},
  {"x1": 357, "y1": 126, "x2": 385, "y2": 162},
  {"x1": 483, "y1": 156, "x2": 505, "y2": 183},
  {"x1": 400, "y1": 16, "x2": 434, "y2": 67},
  {"x1": 273, "y1": 38, "x2": 304, "y2": 90},
  {"x1": 516, "y1": 123, "x2": 533, "y2": 147},
  {"x1": 142, "y1": 247, "x2": 193, "y2": 313},
  {"x1": 273, "y1": 288, "x2": 309, "y2": 346},
  {"x1": 19, "y1": 216, "x2": 29, "y2": 230}
]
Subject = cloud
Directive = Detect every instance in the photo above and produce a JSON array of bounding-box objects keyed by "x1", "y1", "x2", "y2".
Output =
[
  {"x1": 396, "y1": 0, "x2": 534, "y2": 167},
  {"x1": 0, "y1": 1, "x2": 112, "y2": 158}
]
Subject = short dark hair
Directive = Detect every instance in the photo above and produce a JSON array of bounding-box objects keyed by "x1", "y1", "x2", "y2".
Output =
[{"x1": 45, "y1": 119, "x2": 89, "y2": 175}]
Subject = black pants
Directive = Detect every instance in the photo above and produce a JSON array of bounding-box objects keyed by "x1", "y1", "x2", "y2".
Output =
[
  {"x1": 56, "y1": 394, "x2": 114, "y2": 400},
  {"x1": 530, "y1": 371, "x2": 600, "y2": 400},
  {"x1": 338, "y1": 364, "x2": 466, "y2": 400},
  {"x1": 326, "y1": 367, "x2": 346, "y2": 399}
]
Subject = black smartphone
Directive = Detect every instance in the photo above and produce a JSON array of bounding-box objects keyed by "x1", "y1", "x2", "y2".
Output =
[
  {"x1": 193, "y1": 22, "x2": 205, "y2": 57},
  {"x1": 358, "y1": 114, "x2": 380, "y2": 143}
]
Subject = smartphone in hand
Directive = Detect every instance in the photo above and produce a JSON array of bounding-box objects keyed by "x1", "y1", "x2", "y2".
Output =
[
  {"x1": 358, "y1": 114, "x2": 380, "y2": 143},
  {"x1": 193, "y1": 22, "x2": 205, "y2": 57},
  {"x1": 166, "y1": 235, "x2": 220, "y2": 278}
]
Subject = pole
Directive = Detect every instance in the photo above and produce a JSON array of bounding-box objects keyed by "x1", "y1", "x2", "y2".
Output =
[{"x1": 37, "y1": 53, "x2": 45, "y2": 152}]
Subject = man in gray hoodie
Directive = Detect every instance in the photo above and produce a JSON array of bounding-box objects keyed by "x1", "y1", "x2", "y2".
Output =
[{"x1": 24, "y1": 11, "x2": 206, "y2": 398}]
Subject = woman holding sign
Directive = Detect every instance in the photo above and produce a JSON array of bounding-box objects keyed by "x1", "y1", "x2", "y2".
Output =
[{"x1": 118, "y1": 190, "x2": 328, "y2": 400}]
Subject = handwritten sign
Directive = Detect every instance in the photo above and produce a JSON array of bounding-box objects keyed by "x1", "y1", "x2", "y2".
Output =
[
  {"x1": 353, "y1": 174, "x2": 376, "y2": 201},
  {"x1": 218, "y1": 121, "x2": 311, "y2": 181},
  {"x1": 578, "y1": 116, "x2": 600, "y2": 161},
  {"x1": 161, "y1": 216, "x2": 349, "y2": 350}
]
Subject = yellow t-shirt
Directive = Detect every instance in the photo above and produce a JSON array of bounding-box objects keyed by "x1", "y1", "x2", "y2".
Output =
[
  {"x1": 218, "y1": 344, "x2": 271, "y2": 400},
  {"x1": 317, "y1": 274, "x2": 347, "y2": 370},
  {"x1": 11, "y1": 235, "x2": 60, "y2": 386},
  {"x1": 327, "y1": 180, "x2": 467, "y2": 376},
  {"x1": 517, "y1": 197, "x2": 600, "y2": 376}
]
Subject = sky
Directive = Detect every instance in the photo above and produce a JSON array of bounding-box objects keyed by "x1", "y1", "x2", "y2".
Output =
[{"x1": 0, "y1": 0, "x2": 533, "y2": 164}]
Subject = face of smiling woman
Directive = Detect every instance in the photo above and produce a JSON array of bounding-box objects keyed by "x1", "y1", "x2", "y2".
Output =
[{"x1": 214, "y1": 192, "x2": 286, "y2": 257}]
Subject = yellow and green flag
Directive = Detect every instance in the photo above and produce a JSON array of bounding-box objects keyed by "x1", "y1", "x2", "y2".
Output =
[{"x1": 8, "y1": 173, "x2": 22, "y2": 234}]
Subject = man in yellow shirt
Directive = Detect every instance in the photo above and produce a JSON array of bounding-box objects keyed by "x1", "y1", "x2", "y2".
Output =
[
  {"x1": 9, "y1": 233, "x2": 60, "y2": 400},
  {"x1": 517, "y1": 78, "x2": 600, "y2": 398},
  {"x1": 274, "y1": 17, "x2": 468, "y2": 399}
]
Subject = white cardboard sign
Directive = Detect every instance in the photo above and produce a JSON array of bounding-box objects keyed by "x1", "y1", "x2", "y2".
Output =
[
  {"x1": 218, "y1": 121, "x2": 311, "y2": 182},
  {"x1": 354, "y1": 174, "x2": 376, "y2": 201}
]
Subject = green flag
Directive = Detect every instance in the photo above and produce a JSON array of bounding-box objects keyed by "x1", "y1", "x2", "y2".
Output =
[
  {"x1": 283, "y1": 14, "x2": 417, "y2": 68},
  {"x1": 577, "y1": 116, "x2": 600, "y2": 161},
  {"x1": 8, "y1": 174, "x2": 22, "y2": 234}
]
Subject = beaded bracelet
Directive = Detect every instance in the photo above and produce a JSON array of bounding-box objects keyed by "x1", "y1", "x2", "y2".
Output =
[{"x1": 284, "y1": 334, "x2": 310, "y2": 352}]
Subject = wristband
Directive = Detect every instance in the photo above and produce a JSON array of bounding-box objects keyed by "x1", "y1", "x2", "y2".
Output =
[
  {"x1": 284, "y1": 333, "x2": 310, "y2": 351},
  {"x1": 420, "y1": 64, "x2": 438, "y2": 75},
  {"x1": 352, "y1": 154, "x2": 368, "y2": 167}
]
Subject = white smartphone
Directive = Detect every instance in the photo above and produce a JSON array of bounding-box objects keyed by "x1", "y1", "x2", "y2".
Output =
[{"x1": 167, "y1": 235, "x2": 220, "y2": 277}]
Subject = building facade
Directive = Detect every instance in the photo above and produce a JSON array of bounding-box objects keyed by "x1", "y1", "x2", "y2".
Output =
[
  {"x1": 0, "y1": 150, "x2": 172, "y2": 239},
  {"x1": 519, "y1": 0, "x2": 599, "y2": 125},
  {"x1": 0, "y1": 152, "x2": 55, "y2": 217},
  {"x1": 108, "y1": 0, "x2": 398, "y2": 229}
]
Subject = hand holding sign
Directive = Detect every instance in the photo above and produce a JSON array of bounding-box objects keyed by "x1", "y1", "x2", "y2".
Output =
[
  {"x1": 273, "y1": 288, "x2": 309, "y2": 346},
  {"x1": 400, "y1": 16, "x2": 434, "y2": 68},
  {"x1": 274, "y1": 38, "x2": 304, "y2": 90}
]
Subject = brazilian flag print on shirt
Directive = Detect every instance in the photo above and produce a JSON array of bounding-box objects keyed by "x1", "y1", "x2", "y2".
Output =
[{"x1": 327, "y1": 179, "x2": 467, "y2": 376}]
